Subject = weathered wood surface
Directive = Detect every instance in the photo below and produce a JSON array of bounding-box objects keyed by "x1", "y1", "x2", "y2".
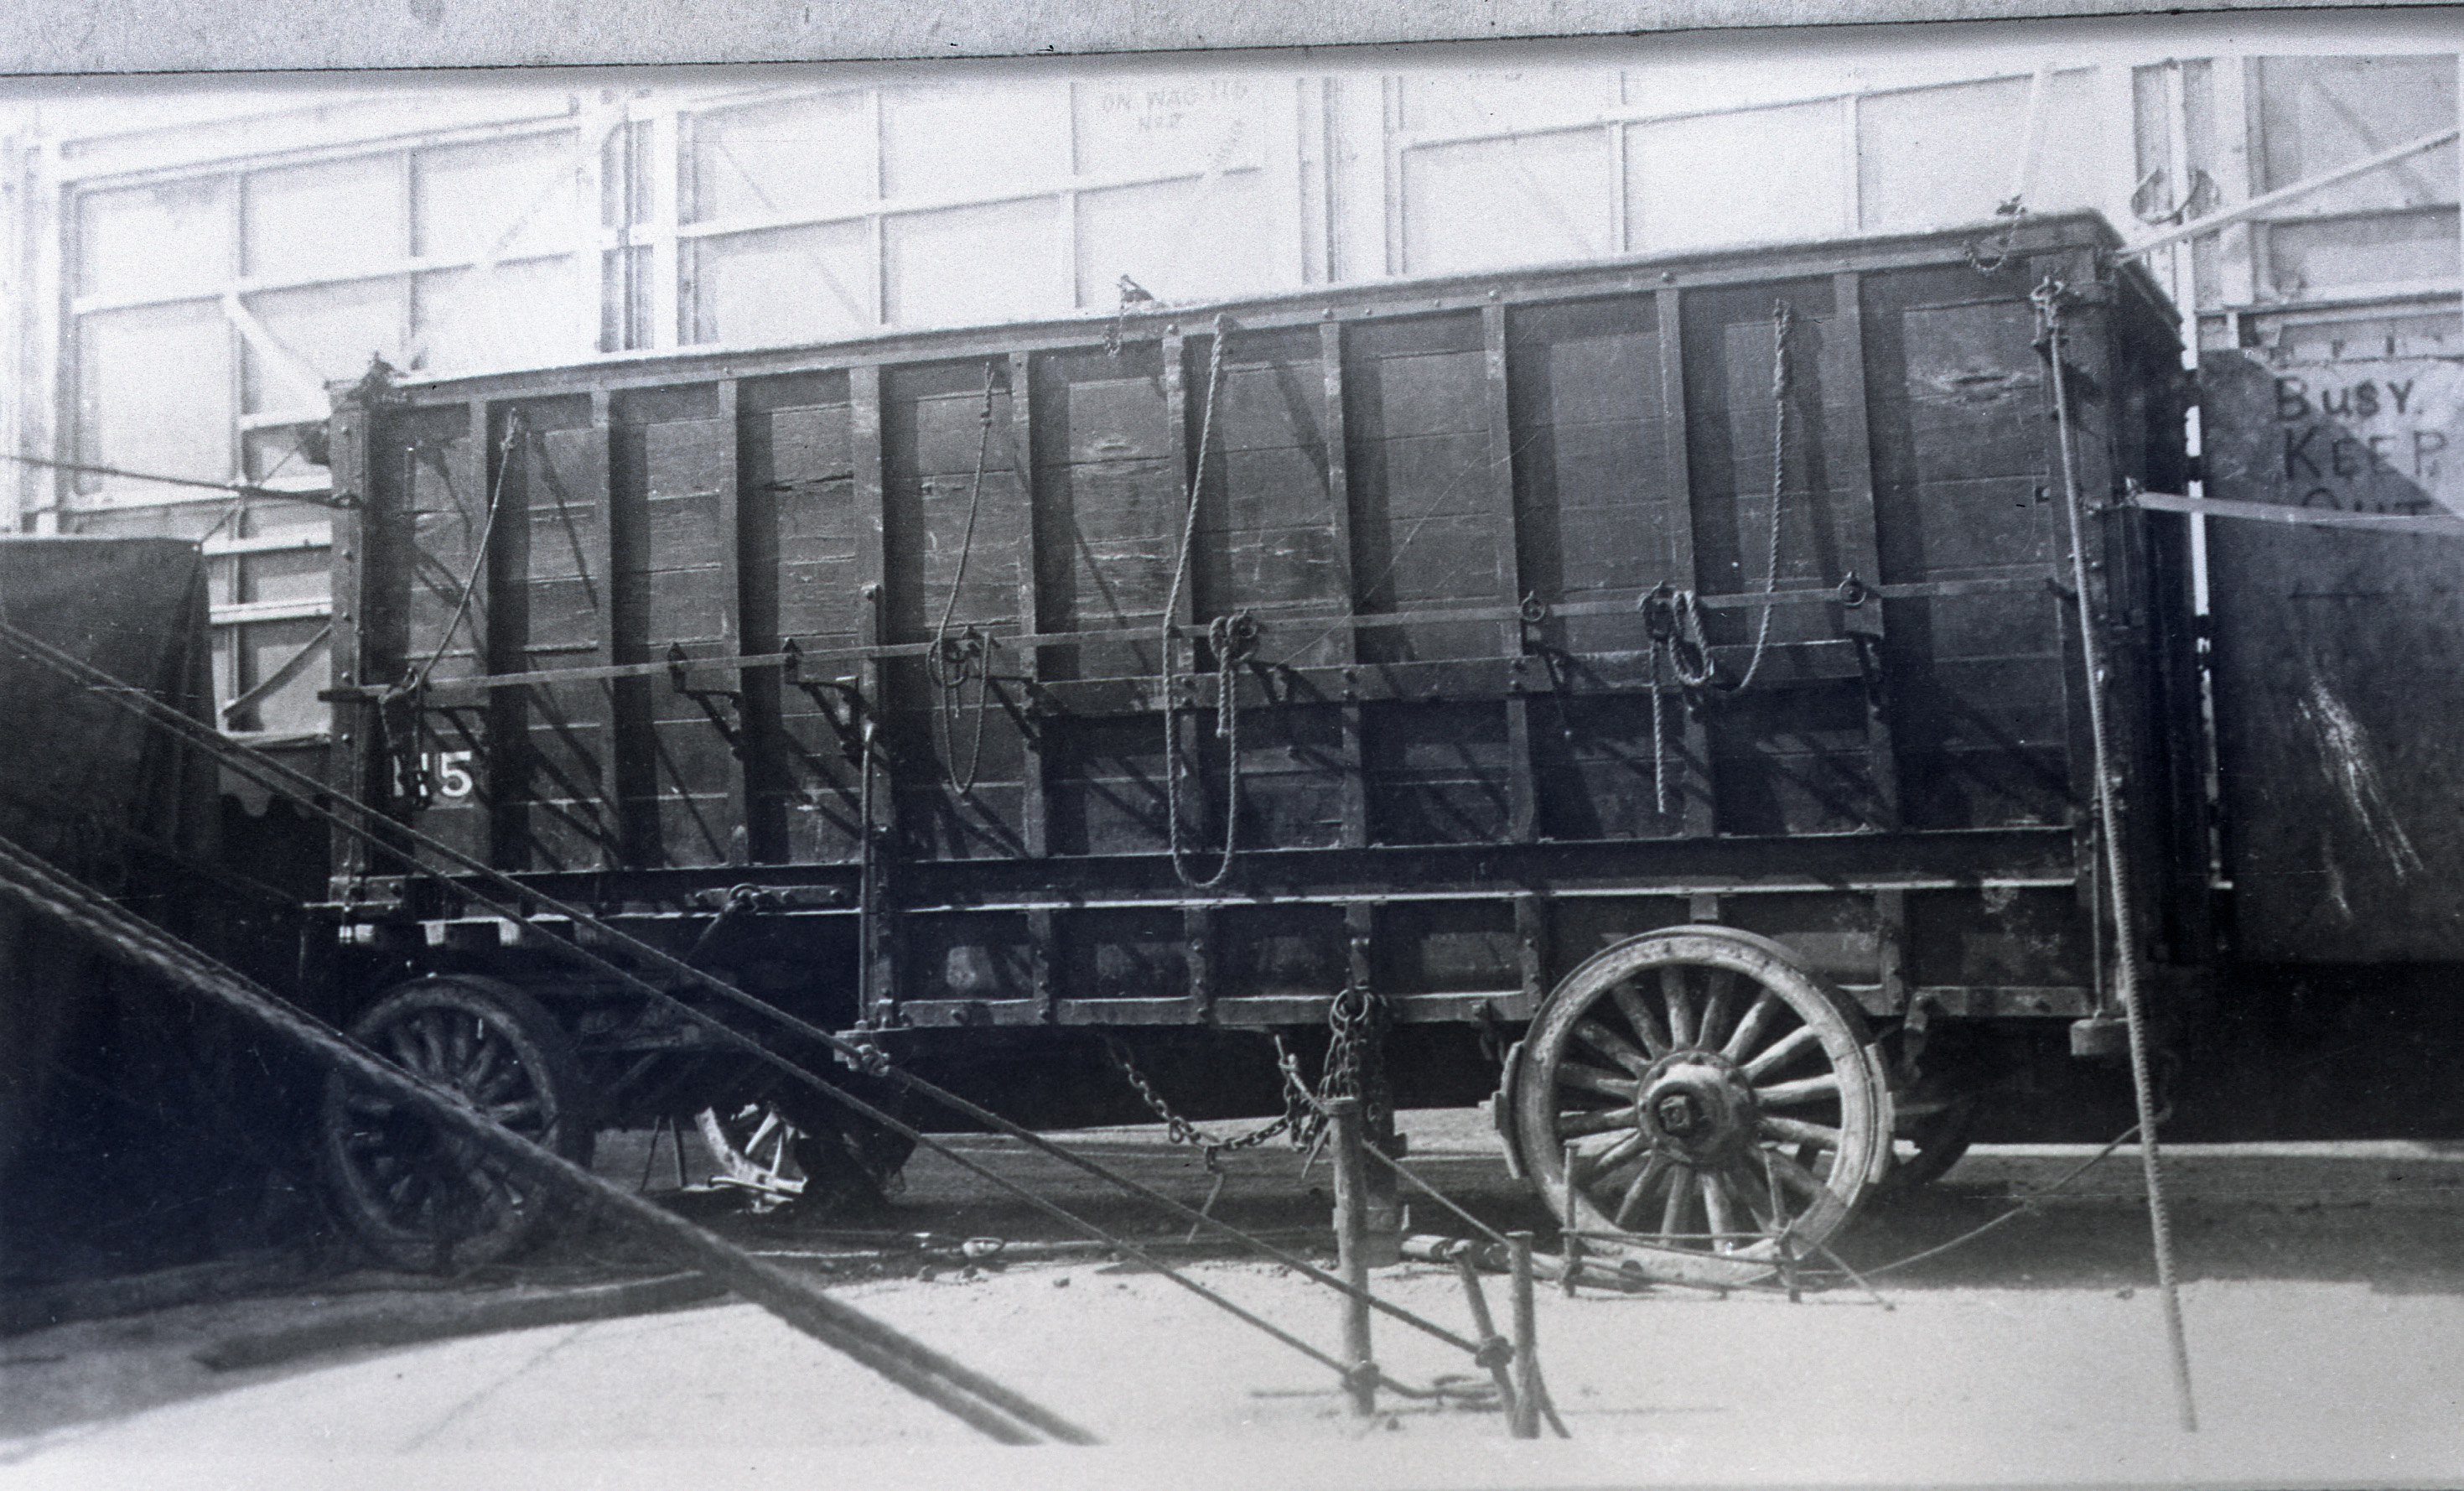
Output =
[{"x1": 337, "y1": 214, "x2": 2198, "y2": 1023}]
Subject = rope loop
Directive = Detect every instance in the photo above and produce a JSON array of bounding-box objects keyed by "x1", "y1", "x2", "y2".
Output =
[
  {"x1": 929, "y1": 362, "x2": 1008, "y2": 797},
  {"x1": 1730, "y1": 298, "x2": 1793, "y2": 694},
  {"x1": 1163, "y1": 320, "x2": 1242, "y2": 889}
]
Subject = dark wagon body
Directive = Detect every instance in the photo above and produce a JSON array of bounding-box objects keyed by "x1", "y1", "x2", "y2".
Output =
[{"x1": 313, "y1": 212, "x2": 2206, "y2": 1272}]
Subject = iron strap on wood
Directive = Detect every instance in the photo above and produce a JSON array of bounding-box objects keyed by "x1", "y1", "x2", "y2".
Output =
[
  {"x1": 369, "y1": 574, "x2": 2052, "y2": 706},
  {"x1": 2119, "y1": 488, "x2": 2464, "y2": 540}
]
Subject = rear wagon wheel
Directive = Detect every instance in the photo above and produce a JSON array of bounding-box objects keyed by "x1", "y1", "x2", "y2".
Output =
[
  {"x1": 1511, "y1": 927, "x2": 1888, "y2": 1287},
  {"x1": 319, "y1": 976, "x2": 593, "y2": 1272}
]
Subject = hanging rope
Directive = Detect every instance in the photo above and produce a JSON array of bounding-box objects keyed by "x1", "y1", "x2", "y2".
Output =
[
  {"x1": 1629, "y1": 300, "x2": 1797, "y2": 816},
  {"x1": 1162, "y1": 315, "x2": 1242, "y2": 889},
  {"x1": 1734, "y1": 299, "x2": 1793, "y2": 694},
  {"x1": 926, "y1": 362, "x2": 1003, "y2": 796},
  {"x1": 411, "y1": 413, "x2": 522, "y2": 694},
  {"x1": 2035, "y1": 276, "x2": 2198, "y2": 1432},
  {"x1": 1638, "y1": 584, "x2": 1715, "y2": 818}
]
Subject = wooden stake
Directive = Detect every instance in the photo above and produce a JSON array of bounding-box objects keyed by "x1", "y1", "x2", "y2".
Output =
[
  {"x1": 1507, "y1": 1230, "x2": 1541, "y2": 1440},
  {"x1": 1330, "y1": 1096, "x2": 1377, "y2": 1417}
]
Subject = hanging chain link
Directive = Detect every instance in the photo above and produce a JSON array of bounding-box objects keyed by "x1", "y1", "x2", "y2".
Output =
[
  {"x1": 1308, "y1": 981, "x2": 1393, "y2": 1147},
  {"x1": 1104, "y1": 980, "x2": 1392, "y2": 1169},
  {"x1": 1103, "y1": 1033, "x2": 1312, "y2": 1170}
]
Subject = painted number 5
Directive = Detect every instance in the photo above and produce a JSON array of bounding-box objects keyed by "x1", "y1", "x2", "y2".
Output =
[{"x1": 433, "y1": 750, "x2": 475, "y2": 799}]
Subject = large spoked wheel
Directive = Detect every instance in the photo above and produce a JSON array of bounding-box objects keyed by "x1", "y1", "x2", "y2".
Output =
[
  {"x1": 319, "y1": 976, "x2": 593, "y2": 1272},
  {"x1": 1510, "y1": 927, "x2": 1889, "y2": 1287},
  {"x1": 696, "y1": 1104, "x2": 808, "y2": 1213}
]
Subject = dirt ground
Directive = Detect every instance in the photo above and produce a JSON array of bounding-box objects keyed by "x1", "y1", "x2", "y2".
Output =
[{"x1": 4, "y1": 1112, "x2": 2462, "y2": 1488}]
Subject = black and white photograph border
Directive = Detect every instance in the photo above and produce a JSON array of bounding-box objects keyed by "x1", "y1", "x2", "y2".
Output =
[{"x1": 2, "y1": 4, "x2": 2461, "y2": 1488}]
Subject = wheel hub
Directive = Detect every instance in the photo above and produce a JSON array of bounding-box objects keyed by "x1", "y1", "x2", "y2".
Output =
[{"x1": 1637, "y1": 1052, "x2": 1759, "y2": 1165}]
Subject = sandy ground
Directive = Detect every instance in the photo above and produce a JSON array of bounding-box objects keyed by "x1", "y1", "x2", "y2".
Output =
[{"x1": 4, "y1": 1114, "x2": 2461, "y2": 1488}]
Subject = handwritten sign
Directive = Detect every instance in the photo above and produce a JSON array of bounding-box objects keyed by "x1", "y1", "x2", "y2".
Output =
[
  {"x1": 2202, "y1": 351, "x2": 2464, "y2": 516},
  {"x1": 1073, "y1": 77, "x2": 1258, "y2": 179}
]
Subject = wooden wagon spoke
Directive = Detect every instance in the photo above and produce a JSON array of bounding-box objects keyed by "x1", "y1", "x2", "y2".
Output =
[
  {"x1": 1697, "y1": 969, "x2": 1740, "y2": 1052},
  {"x1": 1657, "y1": 1172, "x2": 1693, "y2": 1240},
  {"x1": 1660, "y1": 966, "x2": 1697, "y2": 1047},
  {"x1": 469, "y1": 1046, "x2": 521, "y2": 1102},
  {"x1": 386, "y1": 1022, "x2": 428, "y2": 1070},
  {"x1": 1581, "y1": 1128, "x2": 1652, "y2": 1181},
  {"x1": 1572, "y1": 1017, "x2": 1653, "y2": 1074},
  {"x1": 1716, "y1": 1161, "x2": 1780, "y2": 1235},
  {"x1": 414, "y1": 1013, "x2": 451, "y2": 1075},
  {"x1": 1740, "y1": 1021, "x2": 1823, "y2": 1080},
  {"x1": 1699, "y1": 1172, "x2": 1739, "y2": 1250},
  {"x1": 1757, "y1": 1114, "x2": 1844, "y2": 1151},
  {"x1": 1721, "y1": 990, "x2": 1782, "y2": 1062},
  {"x1": 1610, "y1": 982, "x2": 1672, "y2": 1057},
  {"x1": 1762, "y1": 1145, "x2": 1834, "y2": 1200},
  {"x1": 1554, "y1": 1107, "x2": 1633, "y2": 1138},
  {"x1": 1611, "y1": 1151, "x2": 1678, "y2": 1229},
  {"x1": 1753, "y1": 1071, "x2": 1844, "y2": 1107},
  {"x1": 1557, "y1": 1062, "x2": 1641, "y2": 1100}
]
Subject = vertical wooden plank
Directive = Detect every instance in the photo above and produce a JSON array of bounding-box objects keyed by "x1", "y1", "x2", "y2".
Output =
[
  {"x1": 1161, "y1": 323, "x2": 1204, "y2": 863},
  {"x1": 1656, "y1": 287, "x2": 1714, "y2": 839},
  {"x1": 851, "y1": 363, "x2": 899, "y2": 1027},
  {"x1": 467, "y1": 397, "x2": 519, "y2": 874},
  {"x1": 1009, "y1": 350, "x2": 1048, "y2": 860},
  {"x1": 1874, "y1": 888, "x2": 1907, "y2": 1011},
  {"x1": 326, "y1": 393, "x2": 375, "y2": 890},
  {"x1": 713, "y1": 377, "x2": 749, "y2": 864},
  {"x1": 1829, "y1": 271, "x2": 1898, "y2": 830},
  {"x1": 1485, "y1": 301, "x2": 1538, "y2": 843},
  {"x1": 1028, "y1": 906, "x2": 1056, "y2": 1024},
  {"x1": 1185, "y1": 906, "x2": 1214, "y2": 1022},
  {"x1": 1513, "y1": 892, "x2": 1548, "y2": 1008},
  {"x1": 2062, "y1": 279, "x2": 2155, "y2": 974},
  {"x1": 1321, "y1": 319, "x2": 1370, "y2": 849},
  {"x1": 1345, "y1": 901, "x2": 1376, "y2": 993},
  {"x1": 588, "y1": 388, "x2": 625, "y2": 871}
]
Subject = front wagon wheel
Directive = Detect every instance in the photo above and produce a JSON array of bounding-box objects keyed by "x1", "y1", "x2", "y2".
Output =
[
  {"x1": 319, "y1": 976, "x2": 594, "y2": 1272},
  {"x1": 1510, "y1": 927, "x2": 1888, "y2": 1287}
]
